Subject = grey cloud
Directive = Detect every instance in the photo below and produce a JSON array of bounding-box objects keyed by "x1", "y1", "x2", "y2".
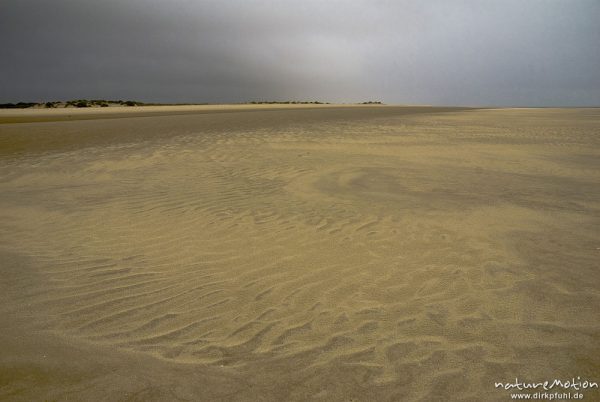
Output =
[{"x1": 1, "y1": 0, "x2": 599, "y2": 105}]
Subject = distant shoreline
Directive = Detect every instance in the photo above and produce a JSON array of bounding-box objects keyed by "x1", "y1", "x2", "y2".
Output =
[
  {"x1": 2, "y1": 103, "x2": 597, "y2": 125},
  {"x1": 0, "y1": 103, "x2": 424, "y2": 125}
]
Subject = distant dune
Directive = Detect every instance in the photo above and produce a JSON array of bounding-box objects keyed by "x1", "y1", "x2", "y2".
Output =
[{"x1": 1, "y1": 106, "x2": 599, "y2": 401}]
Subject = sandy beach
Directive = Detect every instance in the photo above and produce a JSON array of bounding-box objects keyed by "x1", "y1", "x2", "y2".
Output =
[{"x1": 1, "y1": 105, "x2": 599, "y2": 401}]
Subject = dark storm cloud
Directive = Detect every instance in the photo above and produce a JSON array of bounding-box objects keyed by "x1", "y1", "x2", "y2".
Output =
[{"x1": 1, "y1": 0, "x2": 599, "y2": 105}]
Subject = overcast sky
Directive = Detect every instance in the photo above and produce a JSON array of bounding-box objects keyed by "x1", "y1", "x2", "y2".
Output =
[{"x1": 1, "y1": 0, "x2": 599, "y2": 106}]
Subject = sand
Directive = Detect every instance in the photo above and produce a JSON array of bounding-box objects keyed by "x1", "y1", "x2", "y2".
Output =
[{"x1": 1, "y1": 105, "x2": 599, "y2": 401}]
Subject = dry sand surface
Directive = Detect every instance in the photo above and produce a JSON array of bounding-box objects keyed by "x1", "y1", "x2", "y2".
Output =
[{"x1": 1, "y1": 105, "x2": 599, "y2": 401}]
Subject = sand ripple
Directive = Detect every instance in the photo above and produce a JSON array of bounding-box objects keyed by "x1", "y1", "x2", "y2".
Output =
[{"x1": 1, "y1": 107, "x2": 599, "y2": 401}]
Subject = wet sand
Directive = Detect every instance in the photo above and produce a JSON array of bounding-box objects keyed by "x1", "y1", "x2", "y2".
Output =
[{"x1": 1, "y1": 105, "x2": 599, "y2": 401}]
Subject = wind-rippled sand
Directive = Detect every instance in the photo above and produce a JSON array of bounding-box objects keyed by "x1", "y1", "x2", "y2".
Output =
[{"x1": 1, "y1": 106, "x2": 599, "y2": 401}]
